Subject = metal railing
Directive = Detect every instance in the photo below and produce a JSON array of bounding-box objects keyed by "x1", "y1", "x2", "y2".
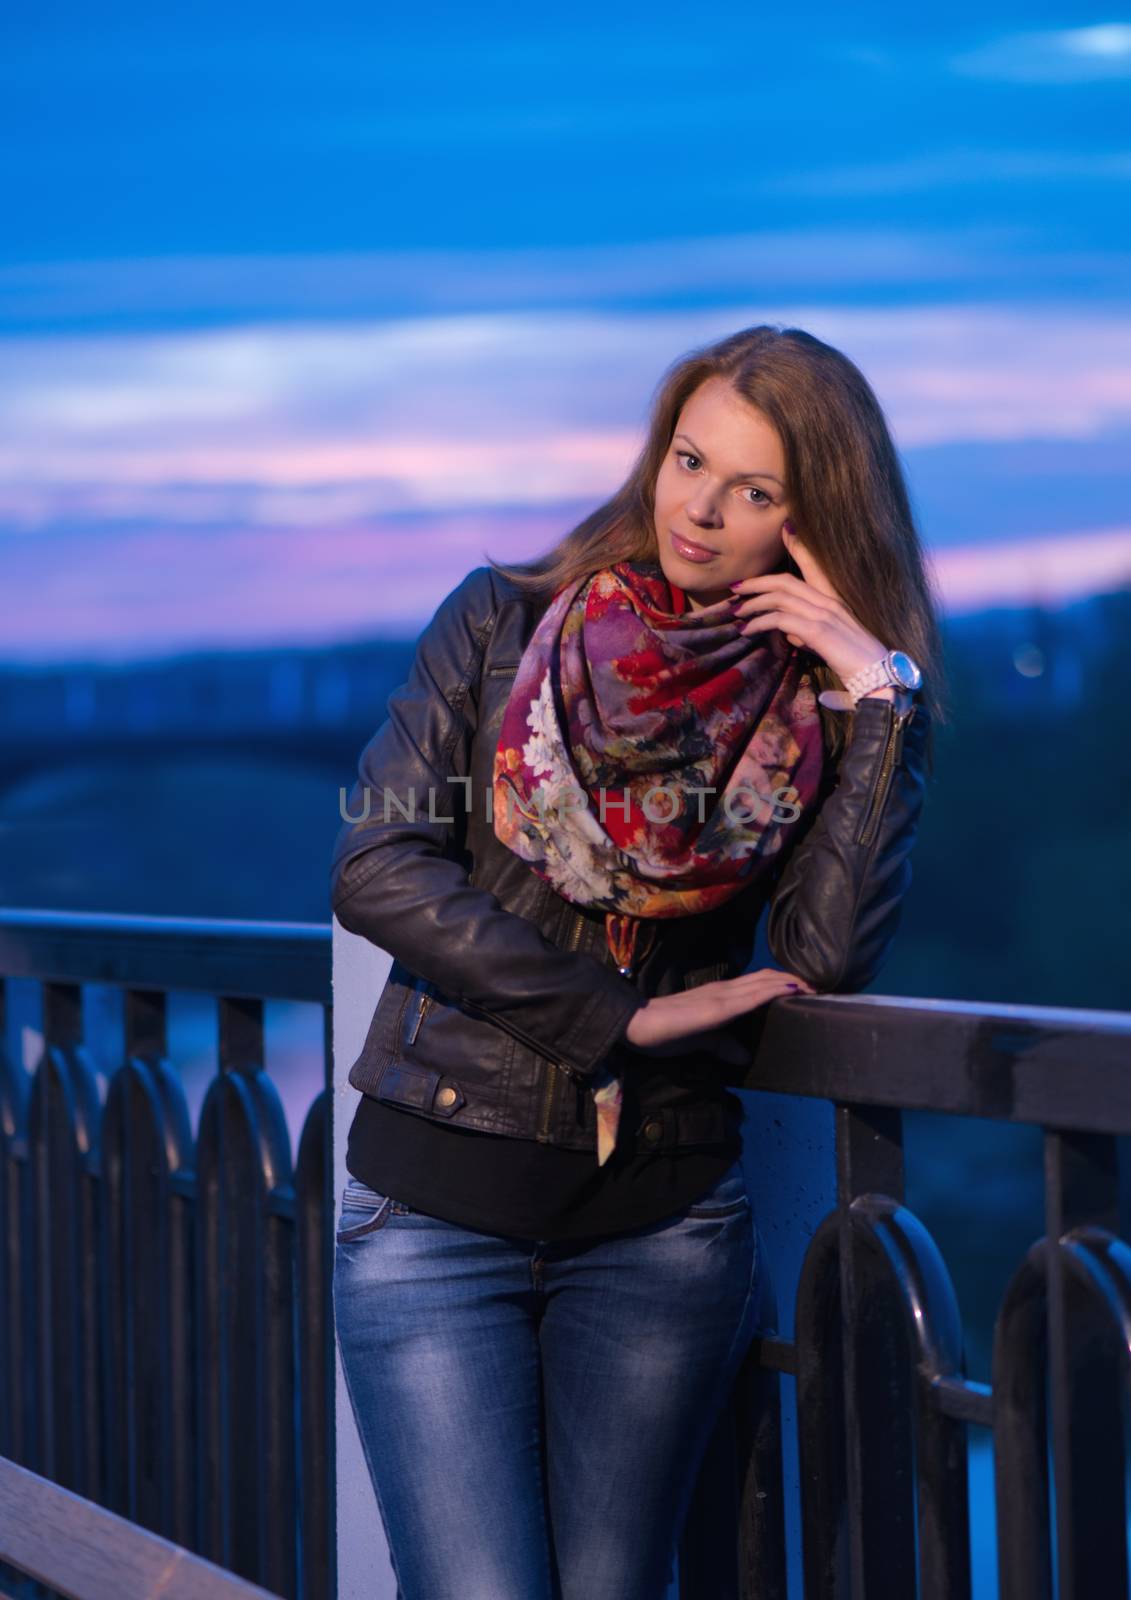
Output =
[
  {"x1": 0, "y1": 911, "x2": 332, "y2": 1600},
  {"x1": 2, "y1": 912, "x2": 1129, "y2": 1598},
  {"x1": 0, "y1": 1455, "x2": 284, "y2": 1599},
  {"x1": 680, "y1": 990, "x2": 1131, "y2": 1600}
]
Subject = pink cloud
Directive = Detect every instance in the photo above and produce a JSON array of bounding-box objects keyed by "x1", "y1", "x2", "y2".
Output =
[
  {"x1": 932, "y1": 524, "x2": 1131, "y2": 610},
  {"x1": 1, "y1": 513, "x2": 1127, "y2": 664},
  {"x1": 3, "y1": 301, "x2": 1131, "y2": 660}
]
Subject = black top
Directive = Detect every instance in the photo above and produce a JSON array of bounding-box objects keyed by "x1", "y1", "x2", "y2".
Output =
[{"x1": 345, "y1": 1091, "x2": 744, "y2": 1242}]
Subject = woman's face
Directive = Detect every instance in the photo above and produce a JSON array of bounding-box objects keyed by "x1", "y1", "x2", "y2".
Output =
[{"x1": 653, "y1": 375, "x2": 795, "y2": 611}]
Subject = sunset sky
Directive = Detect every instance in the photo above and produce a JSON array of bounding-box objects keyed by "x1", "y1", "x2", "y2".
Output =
[{"x1": 3, "y1": 9, "x2": 1130, "y2": 662}]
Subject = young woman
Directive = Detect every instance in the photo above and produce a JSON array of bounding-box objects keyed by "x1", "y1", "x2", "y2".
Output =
[{"x1": 330, "y1": 323, "x2": 944, "y2": 1600}]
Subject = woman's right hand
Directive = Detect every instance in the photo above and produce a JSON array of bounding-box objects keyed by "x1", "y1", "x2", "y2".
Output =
[{"x1": 622, "y1": 968, "x2": 816, "y2": 1066}]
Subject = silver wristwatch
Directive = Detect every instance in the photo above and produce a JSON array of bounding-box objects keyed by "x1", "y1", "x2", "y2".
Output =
[{"x1": 818, "y1": 649, "x2": 923, "y2": 712}]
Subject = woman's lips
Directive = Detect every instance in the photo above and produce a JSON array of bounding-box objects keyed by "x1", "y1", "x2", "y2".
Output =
[{"x1": 669, "y1": 528, "x2": 718, "y2": 563}]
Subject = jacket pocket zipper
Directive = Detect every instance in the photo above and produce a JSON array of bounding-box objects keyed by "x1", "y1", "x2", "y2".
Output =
[
  {"x1": 537, "y1": 1066, "x2": 557, "y2": 1141},
  {"x1": 406, "y1": 980, "x2": 434, "y2": 1046},
  {"x1": 537, "y1": 910, "x2": 587, "y2": 1139},
  {"x1": 855, "y1": 702, "x2": 916, "y2": 849}
]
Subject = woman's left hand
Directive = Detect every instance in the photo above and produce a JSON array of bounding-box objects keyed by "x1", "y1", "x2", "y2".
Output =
[{"x1": 729, "y1": 523, "x2": 890, "y2": 684}]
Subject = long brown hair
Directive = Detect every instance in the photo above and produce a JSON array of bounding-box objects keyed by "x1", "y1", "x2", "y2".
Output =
[{"x1": 484, "y1": 323, "x2": 947, "y2": 774}]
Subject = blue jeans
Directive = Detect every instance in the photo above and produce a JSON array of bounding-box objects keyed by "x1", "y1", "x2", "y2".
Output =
[{"x1": 332, "y1": 1155, "x2": 760, "y2": 1600}]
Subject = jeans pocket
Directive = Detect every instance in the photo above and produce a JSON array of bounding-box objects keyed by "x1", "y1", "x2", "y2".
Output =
[
  {"x1": 336, "y1": 1176, "x2": 412, "y2": 1241},
  {"x1": 684, "y1": 1157, "x2": 750, "y2": 1219}
]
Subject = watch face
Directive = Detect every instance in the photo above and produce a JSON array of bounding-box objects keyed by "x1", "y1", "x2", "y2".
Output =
[{"x1": 889, "y1": 651, "x2": 923, "y2": 690}]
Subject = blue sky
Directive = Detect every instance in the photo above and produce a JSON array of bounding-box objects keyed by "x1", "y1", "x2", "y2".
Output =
[{"x1": 2, "y1": 8, "x2": 1129, "y2": 660}]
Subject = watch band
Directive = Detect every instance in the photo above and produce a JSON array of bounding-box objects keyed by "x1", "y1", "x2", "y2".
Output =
[
  {"x1": 818, "y1": 649, "x2": 923, "y2": 712},
  {"x1": 844, "y1": 656, "x2": 897, "y2": 700}
]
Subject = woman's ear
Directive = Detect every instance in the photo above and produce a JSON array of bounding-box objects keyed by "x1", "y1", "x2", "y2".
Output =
[
  {"x1": 777, "y1": 545, "x2": 802, "y2": 578},
  {"x1": 780, "y1": 519, "x2": 803, "y2": 577}
]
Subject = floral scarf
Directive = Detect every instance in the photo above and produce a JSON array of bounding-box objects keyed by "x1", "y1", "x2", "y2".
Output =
[{"x1": 492, "y1": 558, "x2": 824, "y2": 1165}]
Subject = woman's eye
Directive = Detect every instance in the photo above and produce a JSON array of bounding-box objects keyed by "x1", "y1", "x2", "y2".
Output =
[{"x1": 675, "y1": 451, "x2": 769, "y2": 506}]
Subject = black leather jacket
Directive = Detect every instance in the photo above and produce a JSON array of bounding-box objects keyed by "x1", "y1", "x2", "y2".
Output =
[{"x1": 330, "y1": 564, "x2": 931, "y2": 1156}]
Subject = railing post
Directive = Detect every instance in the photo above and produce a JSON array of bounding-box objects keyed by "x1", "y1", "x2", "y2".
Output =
[
  {"x1": 32, "y1": 981, "x2": 103, "y2": 1503},
  {"x1": 1044, "y1": 1129, "x2": 1126, "y2": 1600},
  {"x1": 837, "y1": 1103, "x2": 914, "y2": 1600}
]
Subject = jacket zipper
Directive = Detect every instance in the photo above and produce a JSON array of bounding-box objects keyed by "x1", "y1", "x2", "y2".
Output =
[
  {"x1": 406, "y1": 980, "x2": 433, "y2": 1045},
  {"x1": 537, "y1": 910, "x2": 587, "y2": 1140},
  {"x1": 855, "y1": 701, "x2": 916, "y2": 849}
]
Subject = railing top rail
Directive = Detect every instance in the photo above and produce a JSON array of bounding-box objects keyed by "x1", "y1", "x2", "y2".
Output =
[
  {"x1": 742, "y1": 991, "x2": 1131, "y2": 1135},
  {"x1": 0, "y1": 1454, "x2": 284, "y2": 1599},
  {"x1": 3, "y1": 910, "x2": 1128, "y2": 1131},
  {"x1": 818, "y1": 990, "x2": 1131, "y2": 1032},
  {"x1": 0, "y1": 908, "x2": 331, "y2": 1005}
]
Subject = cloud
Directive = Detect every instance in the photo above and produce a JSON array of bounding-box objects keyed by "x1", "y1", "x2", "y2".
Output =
[
  {"x1": 3, "y1": 296, "x2": 1131, "y2": 659},
  {"x1": 950, "y1": 23, "x2": 1131, "y2": 84},
  {"x1": 1, "y1": 513, "x2": 1127, "y2": 665},
  {"x1": 0, "y1": 227, "x2": 1093, "y2": 334},
  {"x1": 932, "y1": 525, "x2": 1131, "y2": 611},
  {"x1": 763, "y1": 148, "x2": 1131, "y2": 197},
  {"x1": 3, "y1": 301, "x2": 1131, "y2": 537},
  {"x1": 0, "y1": 508, "x2": 580, "y2": 661}
]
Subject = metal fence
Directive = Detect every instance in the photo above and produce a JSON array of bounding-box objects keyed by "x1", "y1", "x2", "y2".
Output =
[
  {"x1": 0, "y1": 911, "x2": 332, "y2": 1600},
  {"x1": 680, "y1": 991, "x2": 1131, "y2": 1599},
  {"x1": 2, "y1": 911, "x2": 1129, "y2": 1598}
]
